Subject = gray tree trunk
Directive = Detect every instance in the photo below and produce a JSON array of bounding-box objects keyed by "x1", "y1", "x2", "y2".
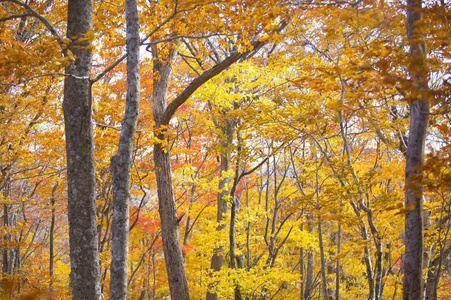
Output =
[
  {"x1": 206, "y1": 118, "x2": 234, "y2": 300},
  {"x1": 304, "y1": 213, "x2": 315, "y2": 300},
  {"x1": 425, "y1": 267, "x2": 438, "y2": 300},
  {"x1": 335, "y1": 222, "x2": 341, "y2": 300},
  {"x1": 109, "y1": 0, "x2": 140, "y2": 298},
  {"x1": 49, "y1": 182, "x2": 58, "y2": 288},
  {"x1": 63, "y1": 0, "x2": 101, "y2": 298},
  {"x1": 403, "y1": 1, "x2": 429, "y2": 299},
  {"x1": 318, "y1": 218, "x2": 329, "y2": 300},
  {"x1": 425, "y1": 246, "x2": 451, "y2": 300},
  {"x1": 300, "y1": 246, "x2": 305, "y2": 300},
  {"x1": 152, "y1": 45, "x2": 191, "y2": 300}
]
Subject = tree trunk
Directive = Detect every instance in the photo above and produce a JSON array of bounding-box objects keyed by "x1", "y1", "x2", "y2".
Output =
[
  {"x1": 63, "y1": 0, "x2": 101, "y2": 298},
  {"x1": 300, "y1": 246, "x2": 305, "y2": 300},
  {"x1": 109, "y1": 0, "x2": 140, "y2": 297},
  {"x1": 305, "y1": 215, "x2": 315, "y2": 300},
  {"x1": 374, "y1": 240, "x2": 384, "y2": 300},
  {"x1": 206, "y1": 118, "x2": 234, "y2": 300},
  {"x1": 229, "y1": 197, "x2": 243, "y2": 300},
  {"x1": 403, "y1": 1, "x2": 429, "y2": 299},
  {"x1": 364, "y1": 242, "x2": 375, "y2": 300},
  {"x1": 49, "y1": 182, "x2": 58, "y2": 289},
  {"x1": 425, "y1": 267, "x2": 438, "y2": 300},
  {"x1": 2, "y1": 204, "x2": 9, "y2": 274},
  {"x1": 318, "y1": 218, "x2": 329, "y2": 300},
  {"x1": 152, "y1": 45, "x2": 191, "y2": 300},
  {"x1": 425, "y1": 246, "x2": 451, "y2": 300},
  {"x1": 335, "y1": 222, "x2": 341, "y2": 300}
]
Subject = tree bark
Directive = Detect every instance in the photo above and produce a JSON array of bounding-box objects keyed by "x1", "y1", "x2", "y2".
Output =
[
  {"x1": 2, "y1": 203, "x2": 10, "y2": 274},
  {"x1": 403, "y1": 1, "x2": 429, "y2": 299},
  {"x1": 318, "y1": 217, "x2": 329, "y2": 300},
  {"x1": 152, "y1": 44, "x2": 191, "y2": 300},
  {"x1": 300, "y1": 246, "x2": 305, "y2": 300},
  {"x1": 425, "y1": 246, "x2": 451, "y2": 300},
  {"x1": 206, "y1": 118, "x2": 234, "y2": 300},
  {"x1": 109, "y1": 0, "x2": 140, "y2": 297},
  {"x1": 49, "y1": 182, "x2": 58, "y2": 289},
  {"x1": 335, "y1": 222, "x2": 341, "y2": 300},
  {"x1": 304, "y1": 213, "x2": 315, "y2": 300},
  {"x1": 63, "y1": 0, "x2": 101, "y2": 298}
]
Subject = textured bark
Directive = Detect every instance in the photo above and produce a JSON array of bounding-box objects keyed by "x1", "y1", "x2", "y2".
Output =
[
  {"x1": 206, "y1": 119, "x2": 234, "y2": 300},
  {"x1": 403, "y1": 1, "x2": 429, "y2": 299},
  {"x1": 374, "y1": 241, "x2": 384, "y2": 300},
  {"x1": 229, "y1": 197, "x2": 243, "y2": 300},
  {"x1": 49, "y1": 182, "x2": 58, "y2": 288},
  {"x1": 318, "y1": 218, "x2": 329, "y2": 300},
  {"x1": 2, "y1": 204, "x2": 9, "y2": 274},
  {"x1": 152, "y1": 45, "x2": 191, "y2": 300},
  {"x1": 425, "y1": 267, "x2": 438, "y2": 300},
  {"x1": 153, "y1": 141, "x2": 191, "y2": 299},
  {"x1": 63, "y1": 0, "x2": 101, "y2": 298},
  {"x1": 305, "y1": 249, "x2": 315, "y2": 300},
  {"x1": 109, "y1": 0, "x2": 140, "y2": 298},
  {"x1": 304, "y1": 215, "x2": 314, "y2": 300},
  {"x1": 335, "y1": 222, "x2": 341, "y2": 300},
  {"x1": 364, "y1": 241, "x2": 375, "y2": 300},
  {"x1": 300, "y1": 247, "x2": 305, "y2": 300},
  {"x1": 425, "y1": 246, "x2": 451, "y2": 300}
]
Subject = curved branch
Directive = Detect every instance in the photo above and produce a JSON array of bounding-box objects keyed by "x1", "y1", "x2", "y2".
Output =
[
  {"x1": 0, "y1": 13, "x2": 31, "y2": 22},
  {"x1": 160, "y1": 20, "x2": 288, "y2": 126}
]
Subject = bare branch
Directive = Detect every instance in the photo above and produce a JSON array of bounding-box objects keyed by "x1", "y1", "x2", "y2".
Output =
[
  {"x1": 0, "y1": 13, "x2": 31, "y2": 22},
  {"x1": 1, "y1": 0, "x2": 64, "y2": 45}
]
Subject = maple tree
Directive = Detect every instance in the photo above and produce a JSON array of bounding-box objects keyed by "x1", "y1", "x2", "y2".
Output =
[{"x1": 0, "y1": 0, "x2": 450, "y2": 299}]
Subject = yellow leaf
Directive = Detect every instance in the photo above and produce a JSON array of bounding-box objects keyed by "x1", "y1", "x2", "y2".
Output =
[
  {"x1": 413, "y1": 189, "x2": 422, "y2": 198},
  {"x1": 394, "y1": 202, "x2": 417, "y2": 216}
]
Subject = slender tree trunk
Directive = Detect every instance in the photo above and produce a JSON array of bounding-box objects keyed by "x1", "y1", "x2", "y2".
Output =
[
  {"x1": 300, "y1": 246, "x2": 305, "y2": 300},
  {"x1": 314, "y1": 147, "x2": 329, "y2": 300},
  {"x1": 364, "y1": 241, "x2": 375, "y2": 300},
  {"x1": 403, "y1": 1, "x2": 429, "y2": 299},
  {"x1": 374, "y1": 241, "x2": 384, "y2": 300},
  {"x1": 229, "y1": 198, "x2": 243, "y2": 300},
  {"x1": 206, "y1": 119, "x2": 234, "y2": 300},
  {"x1": 109, "y1": 0, "x2": 140, "y2": 297},
  {"x1": 229, "y1": 138, "x2": 244, "y2": 300},
  {"x1": 305, "y1": 215, "x2": 315, "y2": 300},
  {"x1": 318, "y1": 218, "x2": 329, "y2": 300},
  {"x1": 335, "y1": 222, "x2": 341, "y2": 300},
  {"x1": 152, "y1": 251, "x2": 156, "y2": 300},
  {"x1": 425, "y1": 267, "x2": 438, "y2": 300},
  {"x1": 152, "y1": 45, "x2": 190, "y2": 300},
  {"x1": 2, "y1": 204, "x2": 9, "y2": 274},
  {"x1": 265, "y1": 155, "x2": 280, "y2": 266},
  {"x1": 63, "y1": 0, "x2": 101, "y2": 298},
  {"x1": 49, "y1": 182, "x2": 58, "y2": 289},
  {"x1": 425, "y1": 246, "x2": 451, "y2": 300}
]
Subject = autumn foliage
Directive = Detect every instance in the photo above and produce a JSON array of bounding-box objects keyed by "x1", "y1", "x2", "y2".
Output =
[{"x1": 0, "y1": 0, "x2": 450, "y2": 299}]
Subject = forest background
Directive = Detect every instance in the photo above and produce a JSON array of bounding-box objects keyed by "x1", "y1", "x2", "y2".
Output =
[{"x1": 0, "y1": 0, "x2": 450, "y2": 299}]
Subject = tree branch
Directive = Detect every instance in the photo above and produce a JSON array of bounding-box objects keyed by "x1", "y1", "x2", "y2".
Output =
[
  {"x1": 0, "y1": 13, "x2": 31, "y2": 22},
  {"x1": 160, "y1": 20, "x2": 288, "y2": 126},
  {"x1": 1, "y1": 0, "x2": 64, "y2": 45}
]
